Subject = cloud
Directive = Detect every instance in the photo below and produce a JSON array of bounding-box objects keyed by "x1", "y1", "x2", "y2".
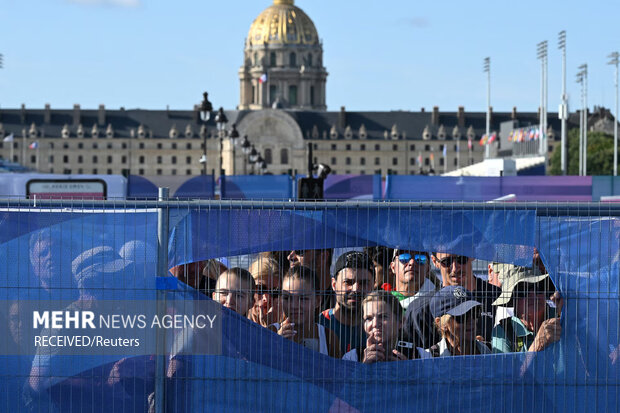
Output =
[
  {"x1": 400, "y1": 17, "x2": 429, "y2": 28},
  {"x1": 68, "y1": 0, "x2": 141, "y2": 8}
]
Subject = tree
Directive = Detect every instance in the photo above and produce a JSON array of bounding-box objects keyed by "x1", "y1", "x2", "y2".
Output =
[{"x1": 548, "y1": 129, "x2": 618, "y2": 175}]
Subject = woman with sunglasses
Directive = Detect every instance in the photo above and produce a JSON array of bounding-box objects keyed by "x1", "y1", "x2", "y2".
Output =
[
  {"x1": 273, "y1": 266, "x2": 342, "y2": 358},
  {"x1": 388, "y1": 249, "x2": 437, "y2": 311},
  {"x1": 247, "y1": 255, "x2": 285, "y2": 328},
  {"x1": 422, "y1": 286, "x2": 492, "y2": 357}
]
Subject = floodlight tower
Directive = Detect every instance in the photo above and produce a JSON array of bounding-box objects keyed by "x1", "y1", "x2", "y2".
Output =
[
  {"x1": 483, "y1": 57, "x2": 491, "y2": 158},
  {"x1": 558, "y1": 31, "x2": 568, "y2": 175},
  {"x1": 608, "y1": 51, "x2": 619, "y2": 176}
]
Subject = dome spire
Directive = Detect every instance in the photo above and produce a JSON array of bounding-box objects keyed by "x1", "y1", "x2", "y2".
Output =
[{"x1": 274, "y1": 0, "x2": 294, "y2": 5}]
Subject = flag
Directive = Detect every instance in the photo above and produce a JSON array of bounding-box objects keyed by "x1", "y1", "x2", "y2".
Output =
[
  {"x1": 29, "y1": 141, "x2": 38, "y2": 149},
  {"x1": 417, "y1": 154, "x2": 422, "y2": 165},
  {"x1": 519, "y1": 129, "x2": 525, "y2": 142},
  {"x1": 259, "y1": 73, "x2": 268, "y2": 84},
  {"x1": 442, "y1": 145, "x2": 447, "y2": 157},
  {"x1": 528, "y1": 128, "x2": 535, "y2": 140},
  {"x1": 508, "y1": 131, "x2": 513, "y2": 142},
  {"x1": 488, "y1": 132, "x2": 497, "y2": 144},
  {"x1": 467, "y1": 137, "x2": 473, "y2": 150},
  {"x1": 534, "y1": 128, "x2": 540, "y2": 140},
  {"x1": 479, "y1": 134, "x2": 487, "y2": 146},
  {"x1": 3, "y1": 133, "x2": 14, "y2": 142},
  {"x1": 430, "y1": 153, "x2": 434, "y2": 161}
]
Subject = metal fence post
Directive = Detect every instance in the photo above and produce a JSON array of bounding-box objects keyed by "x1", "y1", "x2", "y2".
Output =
[{"x1": 155, "y1": 187, "x2": 169, "y2": 413}]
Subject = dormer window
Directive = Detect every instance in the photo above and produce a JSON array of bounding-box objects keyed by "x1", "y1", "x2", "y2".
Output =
[{"x1": 61, "y1": 124, "x2": 70, "y2": 139}]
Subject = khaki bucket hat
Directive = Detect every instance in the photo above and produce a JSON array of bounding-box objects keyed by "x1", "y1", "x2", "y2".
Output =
[{"x1": 492, "y1": 266, "x2": 549, "y2": 306}]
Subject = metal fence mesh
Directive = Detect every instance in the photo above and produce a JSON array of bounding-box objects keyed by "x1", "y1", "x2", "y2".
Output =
[{"x1": 0, "y1": 198, "x2": 618, "y2": 412}]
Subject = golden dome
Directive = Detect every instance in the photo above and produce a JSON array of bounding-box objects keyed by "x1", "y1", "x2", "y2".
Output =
[{"x1": 247, "y1": 0, "x2": 319, "y2": 47}]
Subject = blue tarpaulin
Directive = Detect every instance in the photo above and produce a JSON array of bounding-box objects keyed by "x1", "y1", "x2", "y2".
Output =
[{"x1": 0, "y1": 202, "x2": 618, "y2": 412}]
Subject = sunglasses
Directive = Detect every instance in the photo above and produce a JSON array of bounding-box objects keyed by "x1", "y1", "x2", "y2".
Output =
[
  {"x1": 291, "y1": 250, "x2": 307, "y2": 256},
  {"x1": 453, "y1": 307, "x2": 481, "y2": 324},
  {"x1": 437, "y1": 255, "x2": 469, "y2": 268},
  {"x1": 397, "y1": 253, "x2": 428, "y2": 265}
]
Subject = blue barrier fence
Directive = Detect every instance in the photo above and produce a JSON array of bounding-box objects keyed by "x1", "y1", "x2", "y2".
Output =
[{"x1": 0, "y1": 199, "x2": 618, "y2": 412}]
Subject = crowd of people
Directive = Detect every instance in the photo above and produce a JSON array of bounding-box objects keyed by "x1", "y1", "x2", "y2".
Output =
[{"x1": 186, "y1": 246, "x2": 564, "y2": 362}]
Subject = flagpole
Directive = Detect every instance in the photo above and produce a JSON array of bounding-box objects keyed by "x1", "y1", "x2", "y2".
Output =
[
  {"x1": 483, "y1": 57, "x2": 491, "y2": 159},
  {"x1": 9, "y1": 139, "x2": 13, "y2": 162},
  {"x1": 456, "y1": 142, "x2": 460, "y2": 170},
  {"x1": 36, "y1": 143, "x2": 40, "y2": 171}
]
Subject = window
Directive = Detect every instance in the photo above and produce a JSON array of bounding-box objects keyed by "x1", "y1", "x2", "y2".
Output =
[
  {"x1": 92, "y1": 168, "x2": 97, "y2": 174},
  {"x1": 78, "y1": 143, "x2": 83, "y2": 149},
  {"x1": 375, "y1": 157, "x2": 380, "y2": 165},
  {"x1": 78, "y1": 168, "x2": 83, "y2": 174},
  {"x1": 186, "y1": 143, "x2": 192, "y2": 149},
  {"x1": 157, "y1": 156, "x2": 162, "y2": 164},
  {"x1": 331, "y1": 157, "x2": 337, "y2": 165},
  {"x1": 107, "y1": 169, "x2": 112, "y2": 174},
  {"x1": 548, "y1": 145, "x2": 554, "y2": 152},
  {"x1": 454, "y1": 158, "x2": 458, "y2": 166},
  {"x1": 410, "y1": 158, "x2": 415, "y2": 166},
  {"x1": 310, "y1": 86, "x2": 315, "y2": 106},
  {"x1": 270, "y1": 52, "x2": 276, "y2": 66},
  {"x1": 410, "y1": 144, "x2": 415, "y2": 151},
  {"x1": 186, "y1": 169, "x2": 192, "y2": 175},
  {"x1": 425, "y1": 158, "x2": 430, "y2": 166},
  {"x1": 171, "y1": 169, "x2": 177, "y2": 175},
  {"x1": 63, "y1": 155, "x2": 69, "y2": 163},
  {"x1": 139, "y1": 156, "x2": 145, "y2": 164},
  {"x1": 269, "y1": 85, "x2": 276, "y2": 104},
  {"x1": 30, "y1": 155, "x2": 36, "y2": 163},
  {"x1": 331, "y1": 144, "x2": 337, "y2": 150},
  {"x1": 346, "y1": 144, "x2": 351, "y2": 150},
  {"x1": 139, "y1": 169, "x2": 144, "y2": 175},
  {"x1": 346, "y1": 157, "x2": 351, "y2": 165},
  {"x1": 63, "y1": 169, "x2": 71, "y2": 174},
  {"x1": 360, "y1": 158, "x2": 366, "y2": 165},
  {"x1": 393, "y1": 157, "x2": 398, "y2": 165},
  {"x1": 439, "y1": 158, "x2": 444, "y2": 166},
  {"x1": 49, "y1": 155, "x2": 54, "y2": 163},
  {"x1": 313, "y1": 143, "x2": 318, "y2": 149},
  {"x1": 308, "y1": 53, "x2": 313, "y2": 67},
  {"x1": 186, "y1": 156, "x2": 191, "y2": 164},
  {"x1": 171, "y1": 143, "x2": 177, "y2": 149},
  {"x1": 425, "y1": 145, "x2": 430, "y2": 151},
  {"x1": 107, "y1": 143, "x2": 113, "y2": 149},
  {"x1": 393, "y1": 144, "x2": 398, "y2": 151},
  {"x1": 93, "y1": 143, "x2": 98, "y2": 149},
  {"x1": 139, "y1": 143, "x2": 145, "y2": 149},
  {"x1": 63, "y1": 143, "x2": 69, "y2": 149},
  {"x1": 289, "y1": 52, "x2": 296, "y2": 67},
  {"x1": 122, "y1": 143, "x2": 127, "y2": 149},
  {"x1": 171, "y1": 156, "x2": 177, "y2": 164},
  {"x1": 107, "y1": 156, "x2": 112, "y2": 163},
  {"x1": 156, "y1": 169, "x2": 162, "y2": 175},
  {"x1": 78, "y1": 155, "x2": 83, "y2": 163},
  {"x1": 288, "y1": 85, "x2": 297, "y2": 106},
  {"x1": 360, "y1": 144, "x2": 366, "y2": 151},
  {"x1": 264, "y1": 148, "x2": 272, "y2": 164},
  {"x1": 93, "y1": 155, "x2": 98, "y2": 163},
  {"x1": 454, "y1": 145, "x2": 458, "y2": 151},
  {"x1": 375, "y1": 144, "x2": 380, "y2": 151},
  {"x1": 121, "y1": 156, "x2": 127, "y2": 163},
  {"x1": 157, "y1": 143, "x2": 162, "y2": 149},
  {"x1": 252, "y1": 85, "x2": 256, "y2": 104},
  {"x1": 50, "y1": 143, "x2": 54, "y2": 149},
  {"x1": 280, "y1": 149, "x2": 288, "y2": 164},
  {"x1": 440, "y1": 145, "x2": 445, "y2": 151}
]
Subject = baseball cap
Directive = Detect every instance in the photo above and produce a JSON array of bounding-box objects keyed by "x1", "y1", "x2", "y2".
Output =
[
  {"x1": 492, "y1": 266, "x2": 549, "y2": 307},
  {"x1": 333, "y1": 251, "x2": 374, "y2": 278},
  {"x1": 430, "y1": 286, "x2": 482, "y2": 319}
]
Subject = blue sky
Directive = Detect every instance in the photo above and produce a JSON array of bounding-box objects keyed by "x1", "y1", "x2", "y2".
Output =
[{"x1": 1, "y1": 0, "x2": 619, "y2": 114}]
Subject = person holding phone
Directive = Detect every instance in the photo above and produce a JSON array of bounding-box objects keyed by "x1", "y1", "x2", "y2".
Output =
[{"x1": 491, "y1": 267, "x2": 563, "y2": 353}]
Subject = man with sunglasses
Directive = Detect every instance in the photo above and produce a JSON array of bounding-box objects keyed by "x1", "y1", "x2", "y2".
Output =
[
  {"x1": 288, "y1": 248, "x2": 335, "y2": 308},
  {"x1": 391, "y1": 249, "x2": 441, "y2": 348},
  {"x1": 431, "y1": 253, "x2": 501, "y2": 342},
  {"x1": 319, "y1": 251, "x2": 375, "y2": 355}
]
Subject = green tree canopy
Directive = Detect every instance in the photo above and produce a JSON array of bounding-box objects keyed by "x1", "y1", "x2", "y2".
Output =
[{"x1": 549, "y1": 129, "x2": 619, "y2": 175}]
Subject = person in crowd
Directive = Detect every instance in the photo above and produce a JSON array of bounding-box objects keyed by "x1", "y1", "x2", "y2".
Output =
[
  {"x1": 247, "y1": 255, "x2": 285, "y2": 327},
  {"x1": 389, "y1": 249, "x2": 437, "y2": 310},
  {"x1": 288, "y1": 248, "x2": 335, "y2": 308},
  {"x1": 431, "y1": 252, "x2": 500, "y2": 342},
  {"x1": 492, "y1": 268, "x2": 562, "y2": 353},
  {"x1": 344, "y1": 290, "x2": 421, "y2": 362},
  {"x1": 171, "y1": 260, "x2": 207, "y2": 290},
  {"x1": 488, "y1": 262, "x2": 518, "y2": 325},
  {"x1": 319, "y1": 251, "x2": 375, "y2": 355},
  {"x1": 212, "y1": 267, "x2": 255, "y2": 317},
  {"x1": 423, "y1": 286, "x2": 492, "y2": 357},
  {"x1": 200, "y1": 258, "x2": 229, "y2": 295},
  {"x1": 532, "y1": 247, "x2": 547, "y2": 275},
  {"x1": 275, "y1": 266, "x2": 341, "y2": 358},
  {"x1": 363, "y1": 246, "x2": 395, "y2": 290}
]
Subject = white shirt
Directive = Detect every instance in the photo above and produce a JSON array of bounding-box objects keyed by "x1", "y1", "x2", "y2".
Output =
[
  {"x1": 420, "y1": 337, "x2": 492, "y2": 358},
  {"x1": 399, "y1": 278, "x2": 436, "y2": 310}
]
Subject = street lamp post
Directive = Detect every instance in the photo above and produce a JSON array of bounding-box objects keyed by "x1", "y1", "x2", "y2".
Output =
[
  {"x1": 537, "y1": 41, "x2": 548, "y2": 156},
  {"x1": 240, "y1": 135, "x2": 251, "y2": 174},
  {"x1": 229, "y1": 123, "x2": 240, "y2": 175},
  {"x1": 248, "y1": 145, "x2": 259, "y2": 174},
  {"x1": 577, "y1": 64, "x2": 588, "y2": 176},
  {"x1": 558, "y1": 31, "x2": 568, "y2": 175},
  {"x1": 214, "y1": 107, "x2": 228, "y2": 177},
  {"x1": 483, "y1": 57, "x2": 491, "y2": 159},
  {"x1": 199, "y1": 92, "x2": 213, "y2": 176},
  {"x1": 609, "y1": 52, "x2": 619, "y2": 176}
]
